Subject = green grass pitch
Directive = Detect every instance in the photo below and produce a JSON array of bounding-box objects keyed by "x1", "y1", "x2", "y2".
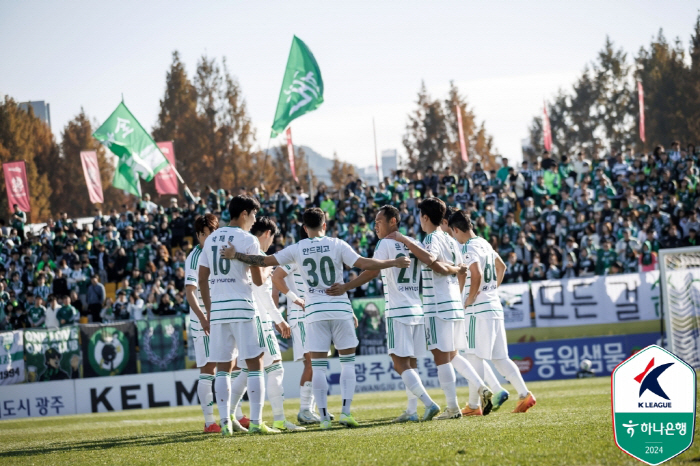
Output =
[{"x1": 0, "y1": 377, "x2": 698, "y2": 465}]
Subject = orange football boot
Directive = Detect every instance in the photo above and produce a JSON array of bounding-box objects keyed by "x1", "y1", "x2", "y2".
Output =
[
  {"x1": 204, "y1": 423, "x2": 222, "y2": 433},
  {"x1": 512, "y1": 392, "x2": 536, "y2": 413}
]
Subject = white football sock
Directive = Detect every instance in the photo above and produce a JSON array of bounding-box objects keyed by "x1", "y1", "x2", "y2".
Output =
[
  {"x1": 493, "y1": 358, "x2": 529, "y2": 398},
  {"x1": 265, "y1": 363, "x2": 285, "y2": 422},
  {"x1": 247, "y1": 370, "x2": 265, "y2": 425},
  {"x1": 197, "y1": 374, "x2": 215, "y2": 425},
  {"x1": 214, "y1": 371, "x2": 231, "y2": 424},
  {"x1": 230, "y1": 368, "x2": 248, "y2": 419},
  {"x1": 339, "y1": 354, "x2": 356, "y2": 415},
  {"x1": 311, "y1": 360, "x2": 330, "y2": 421},
  {"x1": 436, "y1": 363, "x2": 458, "y2": 410},
  {"x1": 484, "y1": 362, "x2": 505, "y2": 393},
  {"x1": 300, "y1": 381, "x2": 313, "y2": 411},
  {"x1": 405, "y1": 387, "x2": 418, "y2": 414},
  {"x1": 401, "y1": 369, "x2": 433, "y2": 407},
  {"x1": 466, "y1": 354, "x2": 485, "y2": 409}
]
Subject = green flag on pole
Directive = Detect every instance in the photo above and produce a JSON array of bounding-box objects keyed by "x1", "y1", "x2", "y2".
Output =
[
  {"x1": 270, "y1": 36, "x2": 324, "y2": 138},
  {"x1": 93, "y1": 102, "x2": 169, "y2": 196}
]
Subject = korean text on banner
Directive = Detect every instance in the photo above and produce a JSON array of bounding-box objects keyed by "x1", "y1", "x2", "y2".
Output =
[
  {"x1": 2, "y1": 161, "x2": 30, "y2": 213},
  {"x1": 0, "y1": 330, "x2": 24, "y2": 385},
  {"x1": 80, "y1": 151, "x2": 104, "y2": 204},
  {"x1": 154, "y1": 141, "x2": 178, "y2": 195}
]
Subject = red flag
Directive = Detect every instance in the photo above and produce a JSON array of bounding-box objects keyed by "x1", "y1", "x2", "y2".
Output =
[
  {"x1": 155, "y1": 142, "x2": 178, "y2": 195},
  {"x1": 638, "y1": 81, "x2": 646, "y2": 143},
  {"x1": 80, "y1": 151, "x2": 104, "y2": 204},
  {"x1": 455, "y1": 104, "x2": 469, "y2": 163},
  {"x1": 3, "y1": 161, "x2": 31, "y2": 213},
  {"x1": 542, "y1": 101, "x2": 553, "y2": 152},
  {"x1": 286, "y1": 128, "x2": 299, "y2": 183}
]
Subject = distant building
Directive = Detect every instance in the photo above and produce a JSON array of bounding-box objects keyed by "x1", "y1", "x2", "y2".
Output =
[
  {"x1": 381, "y1": 149, "x2": 398, "y2": 179},
  {"x1": 19, "y1": 101, "x2": 51, "y2": 131},
  {"x1": 358, "y1": 166, "x2": 380, "y2": 187}
]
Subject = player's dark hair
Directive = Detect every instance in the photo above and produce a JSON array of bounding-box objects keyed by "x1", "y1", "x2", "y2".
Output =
[
  {"x1": 419, "y1": 197, "x2": 446, "y2": 226},
  {"x1": 228, "y1": 195, "x2": 260, "y2": 219},
  {"x1": 444, "y1": 205, "x2": 457, "y2": 222},
  {"x1": 194, "y1": 214, "x2": 219, "y2": 235},
  {"x1": 250, "y1": 216, "x2": 279, "y2": 237},
  {"x1": 302, "y1": 207, "x2": 325, "y2": 229},
  {"x1": 378, "y1": 205, "x2": 400, "y2": 225},
  {"x1": 448, "y1": 210, "x2": 473, "y2": 233}
]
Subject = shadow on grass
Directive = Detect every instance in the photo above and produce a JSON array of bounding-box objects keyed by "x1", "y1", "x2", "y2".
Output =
[{"x1": 0, "y1": 431, "x2": 209, "y2": 458}]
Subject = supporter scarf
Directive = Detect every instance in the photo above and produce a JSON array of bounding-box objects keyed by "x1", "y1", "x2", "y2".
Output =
[{"x1": 641, "y1": 241, "x2": 654, "y2": 266}]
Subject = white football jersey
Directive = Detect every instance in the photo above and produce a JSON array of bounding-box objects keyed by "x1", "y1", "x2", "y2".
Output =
[
  {"x1": 274, "y1": 236, "x2": 360, "y2": 324},
  {"x1": 185, "y1": 245, "x2": 205, "y2": 336},
  {"x1": 373, "y1": 237, "x2": 423, "y2": 324},
  {"x1": 421, "y1": 230, "x2": 464, "y2": 321},
  {"x1": 198, "y1": 226, "x2": 258, "y2": 324},
  {"x1": 462, "y1": 236, "x2": 504, "y2": 318},
  {"x1": 251, "y1": 242, "x2": 284, "y2": 332},
  {"x1": 282, "y1": 262, "x2": 306, "y2": 328}
]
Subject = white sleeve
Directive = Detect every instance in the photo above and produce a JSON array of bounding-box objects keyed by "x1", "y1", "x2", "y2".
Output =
[
  {"x1": 274, "y1": 244, "x2": 298, "y2": 266},
  {"x1": 372, "y1": 240, "x2": 388, "y2": 260},
  {"x1": 283, "y1": 262, "x2": 298, "y2": 274},
  {"x1": 198, "y1": 244, "x2": 210, "y2": 268},
  {"x1": 463, "y1": 244, "x2": 479, "y2": 267},
  {"x1": 339, "y1": 240, "x2": 362, "y2": 267},
  {"x1": 245, "y1": 235, "x2": 261, "y2": 255},
  {"x1": 185, "y1": 259, "x2": 198, "y2": 288},
  {"x1": 267, "y1": 304, "x2": 285, "y2": 325},
  {"x1": 452, "y1": 239, "x2": 464, "y2": 265}
]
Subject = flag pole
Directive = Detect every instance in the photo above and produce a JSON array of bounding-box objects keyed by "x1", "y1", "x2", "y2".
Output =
[{"x1": 373, "y1": 118, "x2": 380, "y2": 182}]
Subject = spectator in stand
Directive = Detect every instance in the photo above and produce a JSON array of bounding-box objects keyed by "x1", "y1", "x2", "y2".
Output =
[{"x1": 86, "y1": 274, "x2": 105, "y2": 323}]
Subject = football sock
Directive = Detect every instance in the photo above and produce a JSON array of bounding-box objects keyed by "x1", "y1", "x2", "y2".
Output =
[
  {"x1": 493, "y1": 358, "x2": 529, "y2": 398},
  {"x1": 197, "y1": 374, "x2": 215, "y2": 425},
  {"x1": 230, "y1": 368, "x2": 248, "y2": 419},
  {"x1": 247, "y1": 370, "x2": 265, "y2": 425},
  {"x1": 483, "y1": 362, "x2": 505, "y2": 393},
  {"x1": 466, "y1": 354, "x2": 486, "y2": 409},
  {"x1": 311, "y1": 360, "x2": 330, "y2": 421},
  {"x1": 401, "y1": 369, "x2": 433, "y2": 407},
  {"x1": 436, "y1": 363, "x2": 459, "y2": 410},
  {"x1": 265, "y1": 363, "x2": 286, "y2": 422},
  {"x1": 214, "y1": 371, "x2": 231, "y2": 424},
  {"x1": 299, "y1": 381, "x2": 313, "y2": 411},
  {"x1": 405, "y1": 387, "x2": 418, "y2": 414},
  {"x1": 339, "y1": 354, "x2": 356, "y2": 415}
]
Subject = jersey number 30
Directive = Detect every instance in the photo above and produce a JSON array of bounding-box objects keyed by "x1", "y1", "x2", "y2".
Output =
[{"x1": 303, "y1": 256, "x2": 336, "y2": 287}]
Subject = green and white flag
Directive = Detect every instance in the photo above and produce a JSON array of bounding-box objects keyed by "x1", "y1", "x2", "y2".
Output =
[
  {"x1": 270, "y1": 36, "x2": 324, "y2": 138},
  {"x1": 93, "y1": 102, "x2": 169, "y2": 196},
  {"x1": 0, "y1": 330, "x2": 24, "y2": 385}
]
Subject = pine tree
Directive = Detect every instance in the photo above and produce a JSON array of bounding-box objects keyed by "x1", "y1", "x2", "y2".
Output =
[
  {"x1": 685, "y1": 14, "x2": 700, "y2": 142},
  {"x1": 403, "y1": 82, "x2": 450, "y2": 172},
  {"x1": 0, "y1": 96, "x2": 55, "y2": 221},
  {"x1": 268, "y1": 144, "x2": 316, "y2": 192}
]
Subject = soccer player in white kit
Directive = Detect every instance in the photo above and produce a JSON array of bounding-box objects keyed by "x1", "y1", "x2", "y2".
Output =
[
  {"x1": 221, "y1": 207, "x2": 410, "y2": 429},
  {"x1": 271, "y1": 261, "x2": 323, "y2": 424},
  {"x1": 327, "y1": 205, "x2": 441, "y2": 422},
  {"x1": 185, "y1": 214, "x2": 221, "y2": 433},
  {"x1": 447, "y1": 210, "x2": 536, "y2": 414},
  {"x1": 386, "y1": 198, "x2": 493, "y2": 420},
  {"x1": 198, "y1": 195, "x2": 278, "y2": 435},
  {"x1": 228, "y1": 217, "x2": 305, "y2": 432}
]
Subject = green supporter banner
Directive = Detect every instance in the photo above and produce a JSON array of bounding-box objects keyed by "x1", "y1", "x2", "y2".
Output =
[
  {"x1": 24, "y1": 326, "x2": 81, "y2": 383},
  {"x1": 136, "y1": 317, "x2": 185, "y2": 373},
  {"x1": 80, "y1": 322, "x2": 137, "y2": 378},
  {"x1": 351, "y1": 297, "x2": 386, "y2": 355},
  {"x1": 0, "y1": 330, "x2": 24, "y2": 385}
]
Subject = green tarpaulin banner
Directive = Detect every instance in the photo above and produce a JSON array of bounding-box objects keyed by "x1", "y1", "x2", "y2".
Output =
[
  {"x1": 80, "y1": 322, "x2": 137, "y2": 378},
  {"x1": 136, "y1": 317, "x2": 185, "y2": 373},
  {"x1": 351, "y1": 297, "x2": 386, "y2": 355},
  {"x1": 24, "y1": 326, "x2": 81, "y2": 382},
  {"x1": 0, "y1": 330, "x2": 24, "y2": 385}
]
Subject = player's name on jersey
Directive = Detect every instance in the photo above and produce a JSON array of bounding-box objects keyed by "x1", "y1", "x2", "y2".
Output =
[{"x1": 302, "y1": 245, "x2": 331, "y2": 255}]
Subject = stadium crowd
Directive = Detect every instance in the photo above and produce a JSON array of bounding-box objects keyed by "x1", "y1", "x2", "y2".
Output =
[{"x1": 1, "y1": 141, "x2": 699, "y2": 331}]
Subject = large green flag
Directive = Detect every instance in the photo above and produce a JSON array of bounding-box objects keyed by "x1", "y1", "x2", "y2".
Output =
[
  {"x1": 270, "y1": 36, "x2": 324, "y2": 138},
  {"x1": 93, "y1": 102, "x2": 169, "y2": 196}
]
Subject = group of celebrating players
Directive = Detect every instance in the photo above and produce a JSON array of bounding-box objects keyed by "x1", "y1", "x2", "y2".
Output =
[{"x1": 185, "y1": 195, "x2": 536, "y2": 435}]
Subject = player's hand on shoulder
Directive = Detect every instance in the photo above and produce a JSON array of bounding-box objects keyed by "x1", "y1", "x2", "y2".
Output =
[
  {"x1": 326, "y1": 282, "x2": 347, "y2": 296},
  {"x1": 394, "y1": 255, "x2": 411, "y2": 268},
  {"x1": 221, "y1": 241, "x2": 237, "y2": 260},
  {"x1": 275, "y1": 321, "x2": 291, "y2": 339},
  {"x1": 384, "y1": 231, "x2": 404, "y2": 242}
]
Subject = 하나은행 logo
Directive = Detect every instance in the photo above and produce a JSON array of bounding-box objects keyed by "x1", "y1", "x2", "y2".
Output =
[{"x1": 612, "y1": 345, "x2": 696, "y2": 465}]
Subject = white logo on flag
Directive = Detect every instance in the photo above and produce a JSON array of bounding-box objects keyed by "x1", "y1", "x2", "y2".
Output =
[
  {"x1": 11, "y1": 177, "x2": 24, "y2": 195},
  {"x1": 115, "y1": 118, "x2": 134, "y2": 138},
  {"x1": 284, "y1": 71, "x2": 320, "y2": 116},
  {"x1": 7, "y1": 167, "x2": 21, "y2": 173}
]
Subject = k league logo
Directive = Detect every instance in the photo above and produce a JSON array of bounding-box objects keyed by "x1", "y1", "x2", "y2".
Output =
[{"x1": 612, "y1": 345, "x2": 696, "y2": 465}]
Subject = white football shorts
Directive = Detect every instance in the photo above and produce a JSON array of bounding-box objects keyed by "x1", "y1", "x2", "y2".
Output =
[
  {"x1": 387, "y1": 320, "x2": 426, "y2": 358},
  {"x1": 465, "y1": 314, "x2": 509, "y2": 360},
  {"x1": 209, "y1": 318, "x2": 265, "y2": 364},
  {"x1": 305, "y1": 318, "x2": 358, "y2": 353},
  {"x1": 425, "y1": 316, "x2": 467, "y2": 352},
  {"x1": 291, "y1": 322, "x2": 308, "y2": 362}
]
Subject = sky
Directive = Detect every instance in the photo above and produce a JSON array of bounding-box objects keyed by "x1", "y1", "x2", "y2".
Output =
[{"x1": 0, "y1": 1, "x2": 697, "y2": 171}]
